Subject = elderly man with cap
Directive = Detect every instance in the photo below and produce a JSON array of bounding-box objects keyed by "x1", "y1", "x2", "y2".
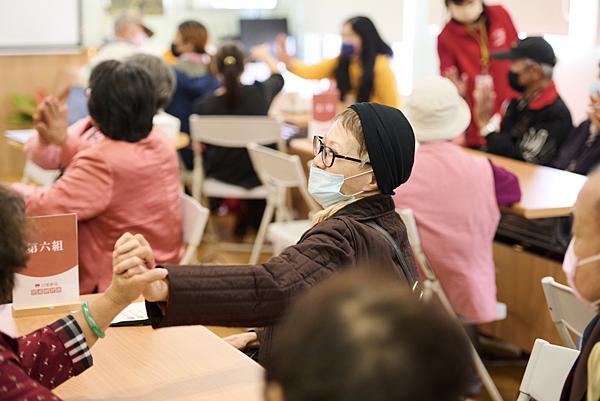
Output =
[
  {"x1": 474, "y1": 36, "x2": 573, "y2": 165},
  {"x1": 393, "y1": 76, "x2": 520, "y2": 324},
  {"x1": 559, "y1": 166, "x2": 600, "y2": 400},
  {"x1": 110, "y1": 103, "x2": 420, "y2": 366}
]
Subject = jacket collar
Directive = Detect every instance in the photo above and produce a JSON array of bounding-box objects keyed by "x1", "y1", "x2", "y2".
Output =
[
  {"x1": 525, "y1": 82, "x2": 559, "y2": 111},
  {"x1": 332, "y1": 194, "x2": 396, "y2": 221}
]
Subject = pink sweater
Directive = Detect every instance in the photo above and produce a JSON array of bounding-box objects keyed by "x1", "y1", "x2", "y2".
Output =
[
  {"x1": 26, "y1": 129, "x2": 183, "y2": 294},
  {"x1": 393, "y1": 142, "x2": 518, "y2": 323}
]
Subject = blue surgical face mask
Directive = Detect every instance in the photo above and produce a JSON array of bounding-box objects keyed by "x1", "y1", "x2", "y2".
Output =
[
  {"x1": 308, "y1": 165, "x2": 373, "y2": 209},
  {"x1": 341, "y1": 42, "x2": 355, "y2": 57},
  {"x1": 590, "y1": 80, "x2": 600, "y2": 98}
]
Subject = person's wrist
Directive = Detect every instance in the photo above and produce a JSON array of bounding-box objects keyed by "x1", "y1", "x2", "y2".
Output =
[{"x1": 479, "y1": 122, "x2": 496, "y2": 138}]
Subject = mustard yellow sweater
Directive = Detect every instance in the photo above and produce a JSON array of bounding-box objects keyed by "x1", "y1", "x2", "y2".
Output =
[{"x1": 289, "y1": 54, "x2": 402, "y2": 109}]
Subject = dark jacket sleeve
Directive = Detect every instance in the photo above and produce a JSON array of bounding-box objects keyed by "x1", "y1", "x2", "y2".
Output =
[
  {"x1": 488, "y1": 160, "x2": 521, "y2": 205},
  {"x1": 146, "y1": 218, "x2": 356, "y2": 329},
  {"x1": 487, "y1": 101, "x2": 573, "y2": 165},
  {"x1": 257, "y1": 74, "x2": 284, "y2": 105}
]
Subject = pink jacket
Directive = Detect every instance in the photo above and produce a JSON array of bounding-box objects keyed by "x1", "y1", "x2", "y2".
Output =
[
  {"x1": 26, "y1": 129, "x2": 184, "y2": 294},
  {"x1": 24, "y1": 117, "x2": 103, "y2": 171},
  {"x1": 393, "y1": 142, "x2": 519, "y2": 323}
]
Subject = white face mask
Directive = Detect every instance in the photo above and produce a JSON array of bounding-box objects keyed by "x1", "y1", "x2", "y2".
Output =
[
  {"x1": 450, "y1": 0, "x2": 484, "y2": 25},
  {"x1": 562, "y1": 238, "x2": 600, "y2": 311},
  {"x1": 308, "y1": 165, "x2": 373, "y2": 209}
]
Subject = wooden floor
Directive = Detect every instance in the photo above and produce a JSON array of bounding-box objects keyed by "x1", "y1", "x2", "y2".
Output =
[{"x1": 1, "y1": 174, "x2": 526, "y2": 399}]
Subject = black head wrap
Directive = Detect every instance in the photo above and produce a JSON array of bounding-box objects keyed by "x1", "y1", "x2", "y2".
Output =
[{"x1": 349, "y1": 103, "x2": 415, "y2": 195}]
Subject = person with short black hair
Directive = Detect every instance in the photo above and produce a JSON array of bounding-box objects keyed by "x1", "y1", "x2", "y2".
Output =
[
  {"x1": 475, "y1": 36, "x2": 573, "y2": 165},
  {"x1": 265, "y1": 270, "x2": 473, "y2": 401},
  {"x1": 276, "y1": 16, "x2": 401, "y2": 108},
  {"x1": 24, "y1": 60, "x2": 183, "y2": 294}
]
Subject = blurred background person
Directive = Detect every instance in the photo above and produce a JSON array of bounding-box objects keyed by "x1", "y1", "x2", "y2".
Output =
[
  {"x1": 127, "y1": 53, "x2": 180, "y2": 141},
  {"x1": 394, "y1": 76, "x2": 520, "y2": 325},
  {"x1": 0, "y1": 185, "x2": 168, "y2": 400},
  {"x1": 552, "y1": 62, "x2": 600, "y2": 176},
  {"x1": 79, "y1": 8, "x2": 153, "y2": 88},
  {"x1": 23, "y1": 60, "x2": 183, "y2": 294},
  {"x1": 194, "y1": 41, "x2": 283, "y2": 236},
  {"x1": 438, "y1": 0, "x2": 519, "y2": 148},
  {"x1": 165, "y1": 20, "x2": 221, "y2": 171},
  {"x1": 266, "y1": 270, "x2": 473, "y2": 401},
  {"x1": 276, "y1": 16, "x2": 401, "y2": 108}
]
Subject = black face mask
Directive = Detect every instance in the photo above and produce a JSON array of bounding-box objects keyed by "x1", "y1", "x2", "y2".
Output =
[
  {"x1": 171, "y1": 43, "x2": 181, "y2": 58},
  {"x1": 508, "y1": 71, "x2": 526, "y2": 93}
]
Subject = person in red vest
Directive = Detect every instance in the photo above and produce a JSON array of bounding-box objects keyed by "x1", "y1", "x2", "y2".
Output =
[{"x1": 438, "y1": 0, "x2": 519, "y2": 148}]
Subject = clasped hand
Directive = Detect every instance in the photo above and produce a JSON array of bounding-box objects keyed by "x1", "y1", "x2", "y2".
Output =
[{"x1": 108, "y1": 233, "x2": 169, "y2": 305}]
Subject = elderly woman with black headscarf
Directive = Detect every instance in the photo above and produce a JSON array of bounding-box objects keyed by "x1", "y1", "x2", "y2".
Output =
[{"x1": 112, "y1": 103, "x2": 419, "y2": 366}]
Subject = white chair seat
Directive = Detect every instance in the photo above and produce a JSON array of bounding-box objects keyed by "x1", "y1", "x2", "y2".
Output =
[
  {"x1": 202, "y1": 178, "x2": 269, "y2": 200},
  {"x1": 266, "y1": 219, "x2": 312, "y2": 252}
]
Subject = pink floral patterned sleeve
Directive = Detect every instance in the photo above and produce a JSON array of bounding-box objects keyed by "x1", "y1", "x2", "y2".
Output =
[{"x1": 0, "y1": 315, "x2": 93, "y2": 400}]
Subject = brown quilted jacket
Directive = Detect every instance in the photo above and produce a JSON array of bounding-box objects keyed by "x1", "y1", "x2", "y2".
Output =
[{"x1": 146, "y1": 194, "x2": 418, "y2": 365}]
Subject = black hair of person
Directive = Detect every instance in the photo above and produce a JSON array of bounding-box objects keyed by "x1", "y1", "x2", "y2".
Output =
[
  {"x1": 215, "y1": 42, "x2": 246, "y2": 110},
  {"x1": 87, "y1": 60, "x2": 156, "y2": 143},
  {"x1": 335, "y1": 16, "x2": 393, "y2": 103}
]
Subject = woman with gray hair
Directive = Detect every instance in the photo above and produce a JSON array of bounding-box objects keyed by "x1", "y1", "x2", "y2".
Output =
[{"x1": 127, "y1": 53, "x2": 181, "y2": 140}]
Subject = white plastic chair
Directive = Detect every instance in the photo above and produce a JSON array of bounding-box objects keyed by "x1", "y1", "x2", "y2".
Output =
[
  {"x1": 179, "y1": 193, "x2": 210, "y2": 265},
  {"x1": 21, "y1": 159, "x2": 61, "y2": 187},
  {"x1": 396, "y1": 208, "x2": 504, "y2": 401},
  {"x1": 541, "y1": 276, "x2": 596, "y2": 349},
  {"x1": 517, "y1": 338, "x2": 579, "y2": 401},
  {"x1": 189, "y1": 115, "x2": 285, "y2": 202},
  {"x1": 247, "y1": 142, "x2": 321, "y2": 264}
]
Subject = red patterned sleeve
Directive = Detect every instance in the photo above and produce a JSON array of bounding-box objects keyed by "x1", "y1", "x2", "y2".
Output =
[{"x1": 0, "y1": 315, "x2": 93, "y2": 400}]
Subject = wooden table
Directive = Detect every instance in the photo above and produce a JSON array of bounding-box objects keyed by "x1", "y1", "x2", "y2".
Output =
[
  {"x1": 463, "y1": 149, "x2": 587, "y2": 219},
  {"x1": 0, "y1": 295, "x2": 264, "y2": 400}
]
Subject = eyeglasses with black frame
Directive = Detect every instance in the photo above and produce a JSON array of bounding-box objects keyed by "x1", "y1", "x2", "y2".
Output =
[{"x1": 313, "y1": 135, "x2": 371, "y2": 168}]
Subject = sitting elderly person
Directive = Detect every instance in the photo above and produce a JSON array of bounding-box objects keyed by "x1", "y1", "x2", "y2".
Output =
[
  {"x1": 112, "y1": 103, "x2": 420, "y2": 366},
  {"x1": 560, "y1": 167, "x2": 600, "y2": 400},
  {"x1": 0, "y1": 185, "x2": 168, "y2": 399},
  {"x1": 394, "y1": 76, "x2": 520, "y2": 324},
  {"x1": 21, "y1": 60, "x2": 183, "y2": 294},
  {"x1": 266, "y1": 270, "x2": 472, "y2": 401},
  {"x1": 552, "y1": 61, "x2": 600, "y2": 176}
]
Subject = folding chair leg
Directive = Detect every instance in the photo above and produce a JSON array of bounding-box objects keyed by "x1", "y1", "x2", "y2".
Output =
[
  {"x1": 471, "y1": 344, "x2": 503, "y2": 401},
  {"x1": 249, "y1": 202, "x2": 276, "y2": 264}
]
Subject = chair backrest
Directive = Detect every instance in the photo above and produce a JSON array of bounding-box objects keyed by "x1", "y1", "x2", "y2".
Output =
[
  {"x1": 247, "y1": 142, "x2": 321, "y2": 217},
  {"x1": 517, "y1": 338, "x2": 579, "y2": 401},
  {"x1": 179, "y1": 193, "x2": 210, "y2": 264},
  {"x1": 189, "y1": 115, "x2": 285, "y2": 149},
  {"x1": 396, "y1": 208, "x2": 436, "y2": 282},
  {"x1": 541, "y1": 276, "x2": 596, "y2": 349},
  {"x1": 21, "y1": 159, "x2": 61, "y2": 187}
]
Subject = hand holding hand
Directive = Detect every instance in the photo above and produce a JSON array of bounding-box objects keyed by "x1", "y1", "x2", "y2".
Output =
[
  {"x1": 34, "y1": 96, "x2": 69, "y2": 146},
  {"x1": 442, "y1": 66, "x2": 469, "y2": 98},
  {"x1": 112, "y1": 233, "x2": 169, "y2": 303}
]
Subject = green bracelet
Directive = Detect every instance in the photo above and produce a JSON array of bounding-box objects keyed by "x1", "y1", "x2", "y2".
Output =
[{"x1": 81, "y1": 301, "x2": 105, "y2": 339}]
